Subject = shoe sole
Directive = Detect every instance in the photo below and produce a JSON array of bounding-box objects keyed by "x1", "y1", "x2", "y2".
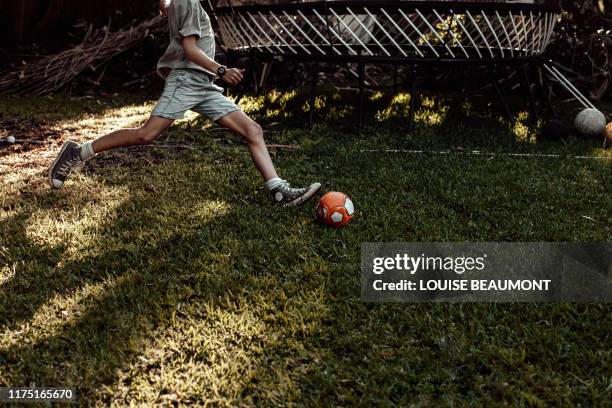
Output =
[
  {"x1": 47, "y1": 141, "x2": 74, "y2": 189},
  {"x1": 285, "y1": 183, "x2": 322, "y2": 207}
]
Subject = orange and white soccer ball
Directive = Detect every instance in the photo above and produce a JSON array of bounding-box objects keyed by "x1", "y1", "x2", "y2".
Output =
[
  {"x1": 605, "y1": 122, "x2": 612, "y2": 147},
  {"x1": 315, "y1": 192, "x2": 355, "y2": 228}
]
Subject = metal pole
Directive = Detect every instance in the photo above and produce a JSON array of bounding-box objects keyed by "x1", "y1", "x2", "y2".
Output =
[
  {"x1": 309, "y1": 62, "x2": 317, "y2": 130},
  {"x1": 522, "y1": 62, "x2": 539, "y2": 123},
  {"x1": 491, "y1": 65, "x2": 514, "y2": 123},
  {"x1": 277, "y1": 61, "x2": 299, "y2": 101},
  {"x1": 535, "y1": 61, "x2": 557, "y2": 118},
  {"x1": 393, "y1": 64, "x2": 398, "y2": 95},
  {"x1": 358, "y1": 62, "x2": 366, "y2": 128},
  {"x1": 408, "y1": 64, "x2": 417, "y2": 131}
]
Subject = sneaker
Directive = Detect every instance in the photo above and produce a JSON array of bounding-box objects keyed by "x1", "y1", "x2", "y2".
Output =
[
  {"x1": 48, "y1": 140, "x2": 82, "y2": 189},
  {"x1": 271, "y1": 180, "x2": 321, "y2": 207}
]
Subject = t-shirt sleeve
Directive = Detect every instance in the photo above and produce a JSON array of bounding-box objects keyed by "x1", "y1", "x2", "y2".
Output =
[{"x1": 176, "y1": 0, "x2": 203, "y2": 38}]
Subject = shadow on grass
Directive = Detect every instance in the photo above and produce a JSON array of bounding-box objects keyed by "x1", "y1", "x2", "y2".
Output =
[{"x1": 0, "y1": 147, "x2": 333, "y2": 404}]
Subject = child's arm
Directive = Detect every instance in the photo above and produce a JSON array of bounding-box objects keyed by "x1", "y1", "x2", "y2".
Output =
[{"x1": 182, "y1": 36, "x2": 244, "y2": 85}]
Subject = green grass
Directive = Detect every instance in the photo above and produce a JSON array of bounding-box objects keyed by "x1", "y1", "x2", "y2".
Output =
[{"x1": 0, "y1": 91, "x2": 611, "y2": 407}]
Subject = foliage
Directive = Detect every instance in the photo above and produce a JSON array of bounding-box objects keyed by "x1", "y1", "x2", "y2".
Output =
[{"x1": 547, "y1": 0, "x2": 612, "y2": 100}]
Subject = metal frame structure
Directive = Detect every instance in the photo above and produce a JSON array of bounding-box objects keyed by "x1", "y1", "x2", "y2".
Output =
[{"x1": 211, "y1": 0, "x2": 595, "y2": 128}]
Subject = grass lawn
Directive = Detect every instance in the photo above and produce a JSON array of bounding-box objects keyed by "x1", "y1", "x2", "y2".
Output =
[{"x1": 0, "y1": 91, "x2": 611, "y2": 406}]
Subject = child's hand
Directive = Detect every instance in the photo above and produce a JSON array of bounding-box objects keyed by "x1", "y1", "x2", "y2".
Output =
[{"x1": 222, "y1": 68, "x2": 245, "y2": 85}]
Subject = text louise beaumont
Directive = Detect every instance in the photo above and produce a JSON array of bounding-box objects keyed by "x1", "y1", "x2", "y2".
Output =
[{"x1": 372, "y1": 279, "x2": 552, "y2": 292}]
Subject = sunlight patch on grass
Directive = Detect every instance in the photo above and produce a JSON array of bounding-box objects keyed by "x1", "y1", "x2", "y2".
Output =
[
  {"x1": 416, "y1": 109, "x2": 446, "y2": 126},
  {"x1": 0, "y1": 170, "x2": 23, "y2": 187},
  {"x1": 0, "y1": 277, "x2": 115, "y2": 349},
  {"x1": 0, "y1": 263, "x2": 16, "y2": 286},
  {"x1": 57, "y1": 102, "x2": 155, "y2": 140},
  {"x1": 375, "y1": 92, "x2": 410, "y2": 121},
  {"x1": 302, "y1": 96, "x2": 327, "y2": 113},
  {"x1": 512, "y1": 114, "x2": 535, "y2": 143},
  {"x1": 279, "y1": 90, "x2": 298, "y2": 105},
  {"x1": 105, "y1": 303, "x2": 270, "y2": 404},
  {"x1": 144, "y1": 198, "x2": 232, "y2": 227},
  {"x1": 375, "y1": 94, "x2": 448, "y2": 125},
  {"x1": 328, "y1": 105, "x2": 353, "y2": 121},
  {"x1": 416, "y1": 98, "x2": 449, "y2": 126},
  {"x1": 512, "y1": 111, "x2": 537, "y2": 144},
  {"x1": 0, "y1": 207, "x2": 16, "y2": 224},
  {"x1": 266, "y1": 108, "x2": 282, "y2": 119},
  {"x1": 369, "y1": 91, "x2": 384, "y2": 102},
  {"x1": 391, "y1": 92, "x2": 410, "y2": 105},
  {"x1": 462, "y1": 100, "x2": 474, "y2": 115},
  {"x1": 591, "y1": 146, "x2": 612, "y2": 159},
  {"x1": 420, "y1": 97, "x2": 437, "y2": 109},
  {"x1": 264, "y1": 89, "x2": 280, "y2": 104},
  {"x1": 25, "y1": 184, "x2": 130, "y2": 257},
  {"x1": 238, "y1": 95, "x2": 266, "y2": 115},
  {"x1": 175, "y1": 110, "x2": 200, "y2": 127},
  {"x1": 191, "y1": 200, "x2": 232, "y2": 222}
]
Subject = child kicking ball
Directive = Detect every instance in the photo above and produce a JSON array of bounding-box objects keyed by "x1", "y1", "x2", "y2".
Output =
[{"x1": 49, "y1": 0, "x2": 320, "y2": 207}]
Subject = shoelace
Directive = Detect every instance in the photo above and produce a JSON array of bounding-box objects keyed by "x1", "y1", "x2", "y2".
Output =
[
  {"x1": 278, "y1": 179, "x2": 305, "y2": 194},
  {"x1": 56, "y1": 157, "x2": 80, "y2": 177}
]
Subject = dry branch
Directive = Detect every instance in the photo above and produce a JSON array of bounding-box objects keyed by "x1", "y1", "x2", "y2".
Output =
[{"x1": 0, "y1": 15, "x2": 166, "y2": 96}]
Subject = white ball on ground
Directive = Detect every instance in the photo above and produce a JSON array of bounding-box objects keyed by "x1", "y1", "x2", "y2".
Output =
[
  {"x1": 6, "y1": 136, "x2": 16, "y2": 144},
  {"x1": 574, "y1": 108, "x2": 606, "y2": 138}
]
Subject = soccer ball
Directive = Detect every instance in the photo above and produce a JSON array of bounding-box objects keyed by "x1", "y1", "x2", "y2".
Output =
[
  {"x1": 315, "y1": 192, "x2": 354, "y2": 228},
  {"x1": 574, "y1": 108, "x2": 606, "y2": 138}
]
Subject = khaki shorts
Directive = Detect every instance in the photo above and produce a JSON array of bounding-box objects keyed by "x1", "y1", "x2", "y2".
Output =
[{"x1": 151, "y1": 69, "x2": 241, "y2": 121}]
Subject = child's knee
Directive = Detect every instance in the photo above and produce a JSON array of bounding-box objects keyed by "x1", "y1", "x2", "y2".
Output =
[
  {"x1": 243, "y1": 122, "x2": 263, "y2": 143},
  {"x1": 135, "y1": 126, "x2": 161, "y2": 145}
]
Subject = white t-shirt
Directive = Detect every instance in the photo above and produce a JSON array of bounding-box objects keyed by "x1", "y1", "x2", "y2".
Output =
[{"x1": 157, "y1": 0, "x2": 216, "y2": 79}]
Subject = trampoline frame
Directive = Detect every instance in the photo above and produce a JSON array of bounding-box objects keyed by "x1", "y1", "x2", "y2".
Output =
[
  {"x1": 215, "y1": 1, "x2": 561, "y2": 63},
  {"x1": 207, "y1": 1, "x2": 596, "y2": 128}
]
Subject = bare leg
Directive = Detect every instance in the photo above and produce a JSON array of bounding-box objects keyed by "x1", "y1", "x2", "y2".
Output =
[
  {"x1": 49, "y1": 116, "x2": 175, "y2": 189},
  {"x1": 91, "y1": 116, "x2": 174, "y2": 154},
  {"x1": 216, "y1": 111, "x2": 278, "y2": 181}
]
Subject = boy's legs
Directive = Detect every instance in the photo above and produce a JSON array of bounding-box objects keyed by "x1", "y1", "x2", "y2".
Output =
[
  {"x1": 216, "y1": 110, "x2": 277, "y2": 181},
  {"x1": 192, "y1": 79, "x2": 320, "y2": 205},
  {"x1": 49, "y1": 66, "x2": 320, "y2": 205},
  {"x1": 48, "y1": 116, "x2": 173, "y2": 189},
  {"x1": 49, "y1": 69, "x2": 190, "y2": 188},
  {"x1": 216, "y1": 110, "x2": 321, "y2": 206},
  {"x1": 91, "y1": 116, "x2": 174, "y2": 153}
]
